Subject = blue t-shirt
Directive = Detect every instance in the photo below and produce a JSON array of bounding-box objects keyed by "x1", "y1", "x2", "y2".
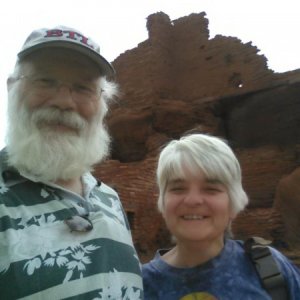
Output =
[{"x1": 142, "y1": 239, "x2": 300, "y2": 300}]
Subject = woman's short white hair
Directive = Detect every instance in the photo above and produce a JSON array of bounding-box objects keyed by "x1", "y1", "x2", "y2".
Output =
[{"x1": 157, "y1": 133, "x2": 248, "y2": 215}]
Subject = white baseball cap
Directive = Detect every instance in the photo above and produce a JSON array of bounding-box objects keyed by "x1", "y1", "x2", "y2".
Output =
[{"x1": 18, "y1": 26, "x2": 115, "y2": 77}]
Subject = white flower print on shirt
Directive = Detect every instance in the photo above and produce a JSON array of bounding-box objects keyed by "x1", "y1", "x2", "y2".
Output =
[
  {"x1": 23, "y1": 243, "x2": 100, "y2": 282},
  {"x1": 0, "y1": 182, "x2": 8, "y2": 194},
  {"x1": 93, "y1": 269, "x2": 142, "y2": 300}
]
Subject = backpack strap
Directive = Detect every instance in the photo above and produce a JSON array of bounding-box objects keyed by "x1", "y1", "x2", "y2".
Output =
[{"x1": 244, "y1": 237, "x2": 289, "y2": 300}]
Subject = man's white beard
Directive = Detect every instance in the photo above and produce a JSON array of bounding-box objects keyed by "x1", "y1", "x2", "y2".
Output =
[{"x1": 6, "y1": 87, "x2": 110, "y2": 183}]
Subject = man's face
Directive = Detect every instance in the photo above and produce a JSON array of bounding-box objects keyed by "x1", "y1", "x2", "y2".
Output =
[
  {"x1": 14, "y1": 48, "x2": 103, "y2": 130},
  {"x1": 5, "y1": 48, "x2": 111, "y2": 182}
]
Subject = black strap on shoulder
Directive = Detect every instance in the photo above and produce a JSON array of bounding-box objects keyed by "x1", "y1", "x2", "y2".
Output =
[{"x1": 244, "y1": 237, "x2": 289, "y2": 300}]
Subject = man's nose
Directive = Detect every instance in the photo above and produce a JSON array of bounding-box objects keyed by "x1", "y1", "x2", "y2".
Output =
[{"x1": 48, "y1": 83, "x2": 76, "y2": 110}]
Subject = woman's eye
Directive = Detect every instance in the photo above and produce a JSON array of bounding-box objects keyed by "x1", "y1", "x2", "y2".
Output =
[
  {"x1": 205, "y1": 186, "x2": 222, "y2": 193},
  {"x1": 169, "y1": 186, "x2": 186, "y2": 192},
  {"x1": 207, "y1": 188, "x2": 218, "y2": 192}
]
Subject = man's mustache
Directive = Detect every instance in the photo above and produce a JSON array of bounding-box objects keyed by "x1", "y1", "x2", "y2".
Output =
[{"x1": 30, "y1": 108, "x2": 87, "y2": 131}]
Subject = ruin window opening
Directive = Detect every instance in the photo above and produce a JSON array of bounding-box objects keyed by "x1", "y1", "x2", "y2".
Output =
[{"x1": 126, "y1": 211, "x2": 135, "y2": 230}]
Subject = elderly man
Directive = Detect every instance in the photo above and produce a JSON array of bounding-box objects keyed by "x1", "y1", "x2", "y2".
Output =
[{"x1": 0, "y1": 26, "x2": 143, "y2": 299}]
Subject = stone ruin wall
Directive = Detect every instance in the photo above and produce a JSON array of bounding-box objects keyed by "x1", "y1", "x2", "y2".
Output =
[{"x1": 93, "y1": 12, "x2": 300, "y2": 263}]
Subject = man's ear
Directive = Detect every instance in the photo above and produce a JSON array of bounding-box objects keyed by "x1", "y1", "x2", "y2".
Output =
[{"x1": 7, "y1": 77, "x2": 16, "y2": 92}]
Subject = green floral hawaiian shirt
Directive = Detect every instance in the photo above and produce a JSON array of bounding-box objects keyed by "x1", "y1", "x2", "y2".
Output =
[{"x1": 0, "y1": 149, "x2": 143, "y2": 299}]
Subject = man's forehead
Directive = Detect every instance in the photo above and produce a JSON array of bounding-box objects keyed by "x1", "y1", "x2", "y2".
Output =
[{"x1": 21, "y1": 48, "x2": 102, "y2": 75}]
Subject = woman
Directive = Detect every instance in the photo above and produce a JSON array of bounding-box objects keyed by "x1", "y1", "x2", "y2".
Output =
[{"x1": 142, "y1": 133, "x2": 300, "y2": 299}]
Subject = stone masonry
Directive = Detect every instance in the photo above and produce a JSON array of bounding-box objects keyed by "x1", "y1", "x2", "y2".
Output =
[{"x1": 94, "y1": 12, "x2": 300, "y2": 264}]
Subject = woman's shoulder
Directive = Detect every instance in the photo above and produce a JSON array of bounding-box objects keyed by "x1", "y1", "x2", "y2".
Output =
[{"x1": 142, "y1": 249, "x2": 170, "y2": 273}]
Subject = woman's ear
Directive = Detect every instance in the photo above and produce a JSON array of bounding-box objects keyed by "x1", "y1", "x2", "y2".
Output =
[
  {"x1": 229, "y1": 210, "x2": 237, "y2": 221},
  {"x1": 161, "y1": 206, "x2": 166, "y2": 219}
]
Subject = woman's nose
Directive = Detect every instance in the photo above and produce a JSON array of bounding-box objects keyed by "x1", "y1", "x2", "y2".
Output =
[{"x1": 183, "y1": 189, "x2": 204, "y2": 205}]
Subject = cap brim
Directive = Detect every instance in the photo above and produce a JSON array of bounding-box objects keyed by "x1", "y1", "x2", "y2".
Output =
[{"x1": 18, "y1": 41, "x2": 115, "y2": 78}]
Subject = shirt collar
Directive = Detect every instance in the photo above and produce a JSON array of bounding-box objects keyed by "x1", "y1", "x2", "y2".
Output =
[
  {"x1": 0, "y1": 148, "x2": 101, "y2": 191},
  {"x1": 0, "y1": 148, "x2": 25, "y2": 184}
]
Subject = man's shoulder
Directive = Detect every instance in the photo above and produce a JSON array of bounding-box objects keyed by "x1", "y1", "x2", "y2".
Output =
[
  {"x1": 0, "y1": 148, "x2": 27, "y2": 192},
  {"x1": 98, "y1": 181, "x2": 119, "y2": 198},
  {"x1": 0, "y1": 148, "x2": 8, "y2": 183},
  {"x1": 83, "y1": 172, "x2": 118, "y2": 198}
]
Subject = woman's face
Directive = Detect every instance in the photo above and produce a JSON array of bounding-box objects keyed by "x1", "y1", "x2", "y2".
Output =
[{"x1": 162, "y1": 169, "x2": 236, "y2": 246}]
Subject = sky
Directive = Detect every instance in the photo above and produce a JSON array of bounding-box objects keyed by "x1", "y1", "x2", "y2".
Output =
[{"x1": 1, "y1": 0, "x2": 300, "y2": 148}]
